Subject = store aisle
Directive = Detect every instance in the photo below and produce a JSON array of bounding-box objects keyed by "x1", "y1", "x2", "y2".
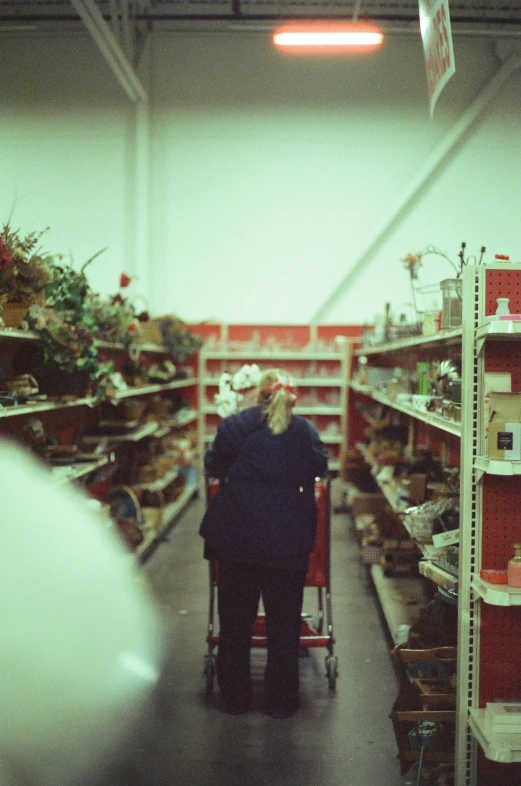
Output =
[{"x1": 96, "y1": 485, "x2": 407, "y2": 786}]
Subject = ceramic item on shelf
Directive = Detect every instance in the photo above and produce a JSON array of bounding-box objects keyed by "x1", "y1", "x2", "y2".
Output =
[
  {"x1": 507, "y1": 543, "x2": 521, "y2": 588},
  {"x1": 495, "y1": 297, "x2": 510, "y2": 316}
]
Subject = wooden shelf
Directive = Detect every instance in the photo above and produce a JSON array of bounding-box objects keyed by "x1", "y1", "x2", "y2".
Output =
[{"x1": 469, "y1": 708, "x2": 521, "y2": 763}]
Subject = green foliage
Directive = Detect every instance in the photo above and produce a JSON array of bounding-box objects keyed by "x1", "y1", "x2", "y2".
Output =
[{"x1": 159, "y1": 316, "x2": 204, "y2": 363}]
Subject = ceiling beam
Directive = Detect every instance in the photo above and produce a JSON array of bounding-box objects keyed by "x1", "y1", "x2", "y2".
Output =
[{"x1": 70, "y1": 0, "x2": 147, "y2": 102}]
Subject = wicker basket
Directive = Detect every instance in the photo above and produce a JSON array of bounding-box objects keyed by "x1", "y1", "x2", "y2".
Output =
[
  {"x1": 115, "y1": 398, "x2": 147, "y2": 422},
  {"x1": 147, "y1": 395, "x2": 171, "y2": 420},
  {"x1": 136, "y1": 463, "x2": 159, "y2": 483},
  {"x1": 142, "y1": 506, "x2": 163, "y2": 532},
  {"x1": 139, "y1": 319, "x2": 163, "y2": 346}
]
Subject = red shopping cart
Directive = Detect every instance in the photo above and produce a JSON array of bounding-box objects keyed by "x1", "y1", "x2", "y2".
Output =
[{"x1": 202, "y1": 476, "x2": 338, "y2": 692}]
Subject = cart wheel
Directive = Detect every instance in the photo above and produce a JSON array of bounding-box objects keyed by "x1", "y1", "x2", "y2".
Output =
[
  {"x1": 203, "y1": 654, "x2": 217, "y2": 693},
  {"x1": 325, "y1": 655, "x2": 338, "y2": 690}
]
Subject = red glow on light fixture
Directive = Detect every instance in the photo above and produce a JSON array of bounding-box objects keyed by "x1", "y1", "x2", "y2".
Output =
[{"x1": 273, "y1": 22, "x2": 384, "y2": 54}]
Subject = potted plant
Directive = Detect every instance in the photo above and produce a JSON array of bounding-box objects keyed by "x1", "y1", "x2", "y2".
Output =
[{"x1": 0, "y1": 220, "x2": 52, "y2": 328}]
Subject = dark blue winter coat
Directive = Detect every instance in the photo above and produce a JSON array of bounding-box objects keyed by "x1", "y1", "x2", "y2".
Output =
[{"x1": 199, "y1": 405, "x2": 329, "y2": 571}]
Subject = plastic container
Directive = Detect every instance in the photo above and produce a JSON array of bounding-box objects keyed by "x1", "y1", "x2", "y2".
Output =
[
  {"x1": 507, "y1": 544, "x2": 521, "y2": 588},
  {"x1": 440, "y1": 279, "x2": 462, "y2": 329}
]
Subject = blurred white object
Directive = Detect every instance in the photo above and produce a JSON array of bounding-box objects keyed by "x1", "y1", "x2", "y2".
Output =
[{"x1": 0, "y1": 441, "x2": 162, "y2": 786}]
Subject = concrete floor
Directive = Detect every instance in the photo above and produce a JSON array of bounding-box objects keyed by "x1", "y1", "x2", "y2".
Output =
[{"x1": 95, "y1": 487, "x2": 410, "y2": 786}]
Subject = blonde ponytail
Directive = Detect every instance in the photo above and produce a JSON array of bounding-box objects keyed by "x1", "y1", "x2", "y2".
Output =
[{"x1": 258, "y1": 369, "x2": 297, "y2": 435}]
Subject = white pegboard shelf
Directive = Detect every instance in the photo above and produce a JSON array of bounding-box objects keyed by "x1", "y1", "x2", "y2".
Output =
[
  {"x1": 472, "y1": 575, "x2": 521, "y2": 606},
  {"x1": 469, "y1": 709, "x2": 521, "y2": 763},
  {"x1": 474, "y1": 457, "x2": 521, "y2": 476}
]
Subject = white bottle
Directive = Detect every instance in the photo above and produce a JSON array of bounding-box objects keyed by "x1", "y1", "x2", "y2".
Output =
[{"x1": 495, "y1": 298, "x2": 510, "y2": 317}]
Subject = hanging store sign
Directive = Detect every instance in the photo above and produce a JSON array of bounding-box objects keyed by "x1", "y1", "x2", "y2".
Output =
[{"x1": 418, "y1": 0, "x2": 456, "y2": 117}]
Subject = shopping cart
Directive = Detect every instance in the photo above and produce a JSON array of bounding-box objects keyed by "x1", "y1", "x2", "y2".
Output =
[{"x1": 202, "y1": 476, "x2": 338, "y2": 692}]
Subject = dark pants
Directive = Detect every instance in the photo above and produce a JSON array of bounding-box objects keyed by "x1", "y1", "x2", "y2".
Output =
[{"x1": 217, "y1": 558, "x2": 307, "y2": 709}]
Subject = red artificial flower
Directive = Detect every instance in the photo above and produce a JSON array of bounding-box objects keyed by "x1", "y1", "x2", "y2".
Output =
[
  {"x1": 120, "y1": 272, "x2": 132, "y2": 288},
  {"x1": 128, "y1": 322, "x2": 138, "y2": 333},
  {"x1": 111, "y1": 293, "x2": 125, "y2": 305},
  {"x1": 0, "y1": 239, "x2": 13, "y2": 270}
]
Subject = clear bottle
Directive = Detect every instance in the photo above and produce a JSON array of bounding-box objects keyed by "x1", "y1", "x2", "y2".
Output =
[{"x1": 507, "y1": 543, "x2": 521, "y2": 588}]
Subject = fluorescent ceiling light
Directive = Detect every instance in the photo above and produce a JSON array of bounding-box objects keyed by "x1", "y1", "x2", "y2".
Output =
[{"x1": 273, "y1": 22, "x2": 384, "y2": 53}]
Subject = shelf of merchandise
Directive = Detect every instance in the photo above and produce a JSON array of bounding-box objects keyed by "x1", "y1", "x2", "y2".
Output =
[
  {"x1": 350, "y1": 381, "x2": 462, "y2": 437},
  {"x1": 0, "y1": 378, "x2": 198, "y2": 421},
  {"x1": 357, "y1": 440, "x2": 457, "y2": 596},
  {"x1": 456, "y1": 263, "x2": 521, "y2": 783},
  {"x1": 348, "y1": 296, "x2": 470, "y2": 779},
  {"x1": 0, "y1": 328, "x2": 39, "y2": 341},
  {"x1": 131, "y1": 465, "x2": 180, "y2": 492},
  {"x1": 350, "y1": 268, "x2": 521, "y2": 782},
  {"x1": 82, "y1": 420, "x2": 160, "y2": 444},
  {"x1": 136, "y1": 481, "x2": 198, "y2": 561},
  {"x1": 199, "y1": 343, "x2": 351, "y2": 476},
  {"x1": 112, "y1": 376, "x2": 197, "y2": 399},
  {"x1": 419, "y1": 560, "x2": 458, "y2": 592},
  {"x1": 51, "y1": 454, "x2": 110, "y2": 484},
  {"x1": 370, "y1": 563, "x2": 431, "y2": 644},
  {"x1": 0, "y1": 396, "x2": 96, "y2": 419}
]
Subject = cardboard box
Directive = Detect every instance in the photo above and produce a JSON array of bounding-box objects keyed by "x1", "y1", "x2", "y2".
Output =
[
  {"x1": 487, "y1": 393, "x2": 521, "y2": 460},
  {"x1": 352, "y1": 492, "x2": 388, "y2": 516}
]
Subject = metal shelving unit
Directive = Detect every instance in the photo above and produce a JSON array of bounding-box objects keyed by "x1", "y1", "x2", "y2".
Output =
[
  {"x1": 198, "y1": 342, "x2": 351, "y2": 475},
  {"x1": 350, "y1": 266, "x2": 521, "y2": 784}
]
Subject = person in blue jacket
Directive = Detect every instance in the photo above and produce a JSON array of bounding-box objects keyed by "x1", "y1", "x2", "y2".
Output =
[{"x1": 200, "y1": 368, "x2": 329, "y2": 718}]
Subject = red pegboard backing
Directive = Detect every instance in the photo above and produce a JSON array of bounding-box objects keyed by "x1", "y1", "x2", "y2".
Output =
[
  {"x1": 485, "y1": 268, "x2": 521, "y2": 316},
  {"x1": 479, "y1": 604, "x2": 521, "y2": 705},
  {"x1": 481, "y1": 475, "x2": 521, "y2": 570},
  {"x1": 485, "y1": 341, "x2": 521, "y2": 391},
  {"x1": 477, "y1": 750, "x2": 521, "y2": 786}
]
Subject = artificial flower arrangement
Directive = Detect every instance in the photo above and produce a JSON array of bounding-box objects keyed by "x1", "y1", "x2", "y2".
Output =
[
  {"x1": 84, "y1": 272, "x2": 142, "y2": 346},
  {"x1": 0, "y1": 220, "x2": 53, "y2": 327},
  {"x1": 214, "y1": 364, "x2": 262, "y2": 417},
  {"x1": 23, "y1": 250, "x2": 115, "y2": 396},
  {"x1": 158, "y1": 315, "x2": 205, "y2": 363}
]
